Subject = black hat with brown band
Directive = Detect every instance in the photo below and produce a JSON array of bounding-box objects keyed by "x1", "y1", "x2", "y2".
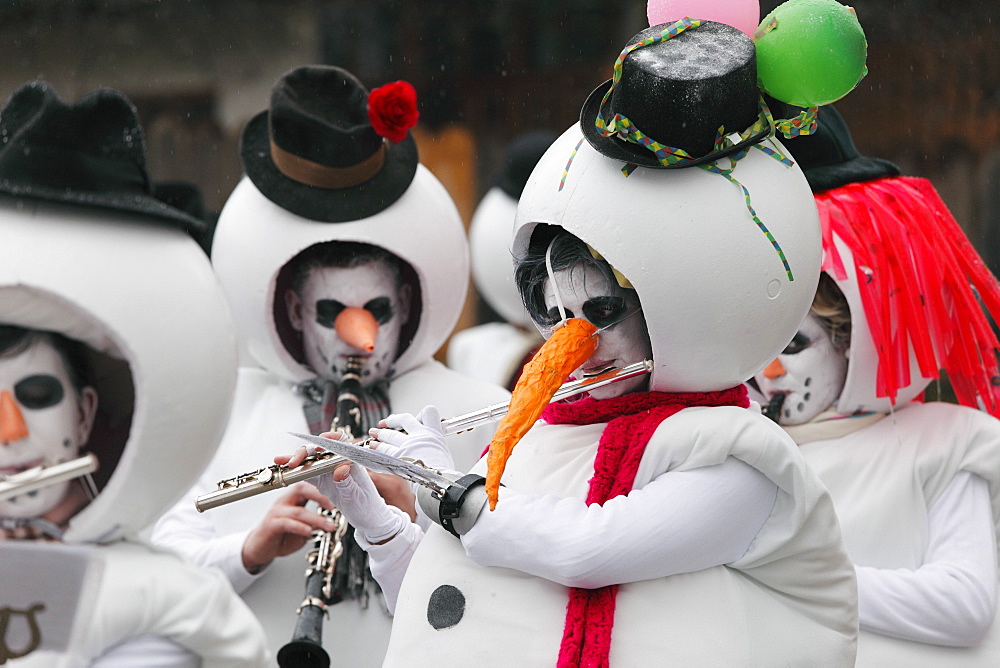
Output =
[{"x1": 240, "y1": 65, "x2": 419, "y2": 222}]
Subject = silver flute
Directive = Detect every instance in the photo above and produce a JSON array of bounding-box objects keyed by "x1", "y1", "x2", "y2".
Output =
[
  {"x1": 194, "y1": 359, "x2": 653, "y2": 512},
  {"x1": 0, "y1": 454, "x2": 99, "y2": 502}
]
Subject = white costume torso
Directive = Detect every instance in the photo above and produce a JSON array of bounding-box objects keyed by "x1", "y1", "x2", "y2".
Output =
[
  {"x1": 386, "y1": 405, "x2": 858, "y2": 666},
  {"x1": 5, "y1": 541, "x2": 267, "y2": 668},
  {"x1": 154, "y1": 361, "x2": 508, "y2": 663},
  {"x1": 799, "y1": 401, "x2": 1000, "y2": 666}
]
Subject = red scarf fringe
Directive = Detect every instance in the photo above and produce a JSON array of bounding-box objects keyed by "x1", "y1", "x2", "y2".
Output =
[{"x1": 542, "y1": 387, "x2": 750, "y2": 667}]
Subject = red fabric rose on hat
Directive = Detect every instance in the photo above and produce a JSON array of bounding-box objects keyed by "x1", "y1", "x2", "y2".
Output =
[{"x1": 367, "y1": 81, "x2": 419, "y2": 144}]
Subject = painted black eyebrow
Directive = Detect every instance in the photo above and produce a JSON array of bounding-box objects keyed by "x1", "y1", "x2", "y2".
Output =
[
  {"x1": 14, "y1": 374, "x2": 65, "y2": 410},
  {"x1": 315, "y1": 299, "x2": 346, "y2": 328},
  {"x1": 783, "y1": 331, "x2": 812, "y2": 355},
  {"x1": 364, "y1": 297, "x2": 394, "y2": 324}
]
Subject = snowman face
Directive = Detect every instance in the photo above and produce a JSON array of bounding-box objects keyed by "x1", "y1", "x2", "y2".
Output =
[
  {"x1": 0, "y1": 336, "x2": 96, "y2": 519},
  {"x1": 541, "y1": 264, "x2": 651, "y2": 399},
  {"x1": 286, "y1": 261, "x2": 411, "y2": 386},
  {"x1": 754, "y1": 314, "x2": 848, "y2": 425}
]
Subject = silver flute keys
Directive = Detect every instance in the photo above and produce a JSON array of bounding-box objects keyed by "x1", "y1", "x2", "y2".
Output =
[
  {"x1": 195, "y1": 451, "x2": 351, "y2": 512},
  {"x1": 194, "y1": 360, "x2": 653, "y2": 512}
]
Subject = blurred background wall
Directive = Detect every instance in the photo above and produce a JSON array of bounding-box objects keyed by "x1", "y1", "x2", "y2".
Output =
[{"x1": 1, "y1": 0, "x2": 997, "y2": 354}]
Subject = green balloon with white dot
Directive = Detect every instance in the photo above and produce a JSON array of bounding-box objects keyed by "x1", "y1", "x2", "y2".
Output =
[{"x1": 754, "y1": 0, "x2": 868, "y2": 107}]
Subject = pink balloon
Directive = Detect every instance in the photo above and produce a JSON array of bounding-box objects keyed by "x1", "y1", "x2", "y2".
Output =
[{"x1": 647, "y1": 0, "x2": 760, "y2": 38}]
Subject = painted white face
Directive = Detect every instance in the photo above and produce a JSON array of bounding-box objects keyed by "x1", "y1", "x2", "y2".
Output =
[
  {"x1": 754, "y1": 314, "x2": 848, "y2": 425},
  {"x1": 0, "y1": 337, "x2": 95, "y2": 519},
  {"x1": 286, "y1": 261, "x2": 410, "y2": 386},
  {"x1": 541, "y1": 264, "x2": 652, "y2": 400}
]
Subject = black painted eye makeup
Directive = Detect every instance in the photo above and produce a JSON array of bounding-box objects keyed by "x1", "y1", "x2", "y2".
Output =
[
  {"x1": 315, "y1": 299, "x2": 346, "y2": 328},
  {"x1": 782, "y1": 331, "x2": 811, "y2": 355},
  {"x1": 14, "y1": 374, "x2": 65, "y2": 410},
  {"x1": 582, "y1": 297, "x2": 629, "y2": 329},
  {"x1": 535, "y1": 306, "x2": 575, "y2": 329},
  {"x1": 364, "y1": 297, "x2": 394, "y2": 324}
]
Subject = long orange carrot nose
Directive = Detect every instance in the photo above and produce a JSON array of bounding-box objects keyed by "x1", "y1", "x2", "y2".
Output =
[
  {"x1": 762, "y1": 358, "x2": 786, "y2": 380},
  {"x1": 334, "y1": 307, "x2": 379, "y2": 352},
  {"x1": 0, "y1": 390, "x2": 29, "y2": 445},
  {"x1": 485, "y1": 318, "x2": 598, "y2": 510}
]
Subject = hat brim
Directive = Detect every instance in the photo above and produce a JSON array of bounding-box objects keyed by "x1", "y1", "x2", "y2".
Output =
[
  {"x1": 0, "y1": 181, "x2": 205, "y2": 235},
  {"x1": 803, "y1": 156, "x2": 901, "y2": 194},
  {"x1": 241, "y1": 111, "x2": 418, "y2": 223},
  {"x1": 580, "y1": 80, "x2": 771, "y2": 170}
]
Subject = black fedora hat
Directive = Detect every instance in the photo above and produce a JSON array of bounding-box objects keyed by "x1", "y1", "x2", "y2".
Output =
[
  {"x1": 776, "y1": 102, "x2": 900, "y2": 193},
  {"x1": 0, "y1": 81, "x2": 204, "y2": 234},
  {"x1": 581, "y1": 21, "x2": 771, "y2": 169},
  {"x1": 241, "y1": 65, "x2": 419, "y2": 223},
  {"x1": 153, "y1": 180, "x2": 218, "y2": 255}
]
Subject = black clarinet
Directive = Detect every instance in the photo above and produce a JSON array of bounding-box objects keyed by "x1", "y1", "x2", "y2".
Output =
[
  {"x1": 761, "y1": 392, "x2": 786, "y2": 423},
  {"x1": 277, "y1": 355, "x2": 369, "y2": 666},
  {"x1": 329, "y1": 355, "x2": 365, "y2": 440},
  {"x1": 277, "y1": 508, "x2": 347, "y2": 668}
]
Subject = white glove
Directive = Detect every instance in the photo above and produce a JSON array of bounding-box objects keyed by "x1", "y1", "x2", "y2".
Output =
[
  {"x1": 312, "y1": 461, "x2": 408, "y2": 544},
  {"x1": 368, "y1": 405, "x2": 455, "y2": 472}
]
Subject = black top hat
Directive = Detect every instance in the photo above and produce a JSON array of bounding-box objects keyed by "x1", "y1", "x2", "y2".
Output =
[
  {"x1": 240, "y1": 65, "x2": 419, "y2": 223},
  {"x1": 581, "y1": 21, "x2": 770, "y2": 169},
  {"x1": 0, "y1": 81, "x2": 204, "y2": 234},
  {"x1": 497, "y1": 131, "x2": 558, "y2": 199},
  {"x1": 776, "y1": 103, "x2": 900, "y2": 193}
]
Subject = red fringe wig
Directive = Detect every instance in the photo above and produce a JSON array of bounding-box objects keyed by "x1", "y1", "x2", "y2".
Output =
[{"x1": 817, "y1": 176, "x2": 1000, "y2": 415}]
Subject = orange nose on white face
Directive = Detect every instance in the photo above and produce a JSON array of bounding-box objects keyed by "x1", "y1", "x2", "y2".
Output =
[
  {"x1": 0, "y1": 390, "x2": 29, "y2": 445},
  {"x1": 334, "y1": 307, "x2": 379, "y2": 353},
  {"x1": 762, "y1": 358, "x2": 786, "y2": 380}
]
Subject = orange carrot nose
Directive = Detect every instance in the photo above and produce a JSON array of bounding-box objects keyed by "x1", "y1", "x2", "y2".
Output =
[
  {"x1": 762, "y1": 358, "x2": 786, "y2": 380},
  {"x1": 334, "y1": 307, "x2": 379, "y2": 352},
  {"x1": 0, "y1": 390, "x2": 29, "y2": 445}
]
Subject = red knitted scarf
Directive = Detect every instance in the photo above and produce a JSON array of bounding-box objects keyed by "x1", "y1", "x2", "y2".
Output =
[{"x1": 541, "y1": 386, "x2": 750, "y2": 668}]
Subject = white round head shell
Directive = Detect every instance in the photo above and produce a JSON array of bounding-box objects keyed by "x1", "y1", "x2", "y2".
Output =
[
  {"x1": 469, "y1": 187, "x2": 532, "y2": 327},
  {"x1": 514, "y1": 126, "x2": 823, "y2": 392},
  {"x1": 0, "y1": 199, "x2": 237, "y2": 543},
  {"x1": 212, "y1": 166, "x2": 469, "y2": 383}
]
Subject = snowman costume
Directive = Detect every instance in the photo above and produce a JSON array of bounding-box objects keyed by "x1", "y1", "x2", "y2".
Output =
[
  {"x1": 0, "y1": 84, "x2": 267, "y2": 666},
  {"x1": 152, "y1": 67, "x2": 509, "y2": 663},
  {"x1": 756, "y1": 107, "x2": 1000, "y2": 666},
  {"x1": 330, "y1": 20, "x2": 861, "y2": 666}
]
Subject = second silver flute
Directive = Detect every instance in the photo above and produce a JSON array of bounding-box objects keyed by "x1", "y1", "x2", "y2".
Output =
[
  {"x1": 0, "y1": 454, "x2": 99, "y2": 502},
  {"x1": 194, "y1": 360, "x2": 653, "y2": 512}
]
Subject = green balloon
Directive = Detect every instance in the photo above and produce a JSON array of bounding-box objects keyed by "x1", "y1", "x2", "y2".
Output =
[{"x1": 755, "y1": 0, "x2": 868, "y2": 107}]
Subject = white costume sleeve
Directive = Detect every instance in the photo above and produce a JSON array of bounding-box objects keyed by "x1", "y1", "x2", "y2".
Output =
[
  {"x1": 356, "y1": 520, "x2": 426, "y2": 614},
  {"x1": 92, "y1": 635, "x2": 199, "y2": 667},
  {"x1": 460, "y1": 457, "x2": 778, "y2": 588},
  {"x1": 856, "y1": 470, "x2": 998, "y2": 646},
  {"x1": 151, "y1": 489, "x2": 263, "y2": 593},
  {"x1": 72, "y1": 543, "x2": 269, "y2": 667}
]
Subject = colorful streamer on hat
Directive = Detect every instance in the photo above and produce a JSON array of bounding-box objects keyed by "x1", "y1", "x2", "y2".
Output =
[
  {"x1": 559, "y1": 138, "x2": 585, "y2": 192},
  {"x1": 588, "y1": 18, "x2": 827, "y2": 282},
  {"x1": 594, "y1": 17, "x2": 705, "y2": 169},
  {"x1": 767, "y1": 102, "x2": 820, "y2": 139},
  {"x1": 691, "y1": 97, "x2": 807, "y2": 281}
]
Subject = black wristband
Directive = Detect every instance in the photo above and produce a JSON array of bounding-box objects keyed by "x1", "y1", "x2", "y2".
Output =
[{"x1": 439, "y1": 474, "x2": 486, "y2": 538}]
